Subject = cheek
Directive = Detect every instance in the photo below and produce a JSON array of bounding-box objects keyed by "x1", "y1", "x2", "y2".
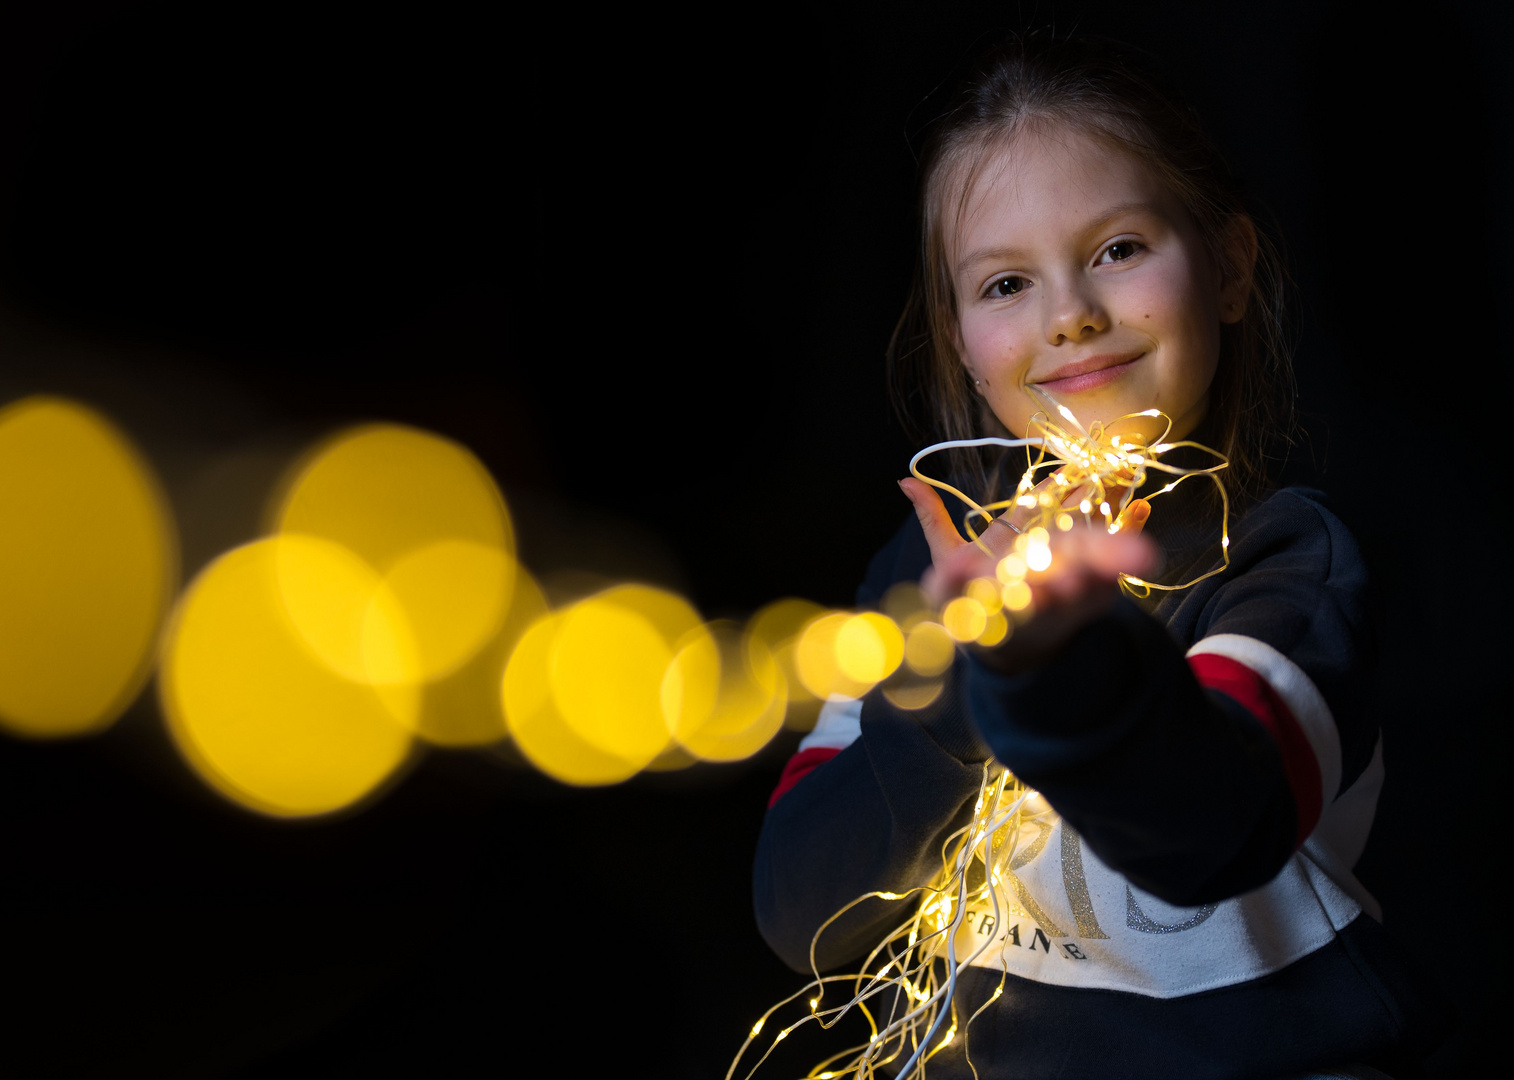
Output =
[
  {"x1": 989, "y1": 392, "x2": 1038, "y2": 439},
  {"x1": 959, "y1": 315, "x2": 1027, "y2": 377},
  {"x1": 1125, "y1": 265, "x2": 1193, "y2": 323},
  {"x1": 1129, "y1": 264, "x2": 1220, "y2": 351},
  {"x1": 1140, "y1": 263, "x2": 1222, "y2": 408}
]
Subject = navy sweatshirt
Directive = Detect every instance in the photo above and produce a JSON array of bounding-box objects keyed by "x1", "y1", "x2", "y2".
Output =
[{"x1": 753, "y1": 475, "x2": 1439, "y2": 1078}]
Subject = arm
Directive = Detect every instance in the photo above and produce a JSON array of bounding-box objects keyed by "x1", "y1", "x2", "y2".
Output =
[
  {"x1": 964, "y1": 489, "x2": 1373, "y2": 905},
  {"x1": 752, "y1": 689, "x2": 987, "y2": 974},
  {"x1": 752, "y1": 514, "x2": 996, "y2": 975}
]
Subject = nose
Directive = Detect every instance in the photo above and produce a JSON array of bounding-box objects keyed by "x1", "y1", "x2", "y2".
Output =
[{"x1": 1043, "y1": 274, "x2": 1109, "y2": 345}]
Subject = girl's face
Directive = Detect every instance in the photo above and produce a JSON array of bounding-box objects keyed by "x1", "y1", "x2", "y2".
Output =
[{"x1": 947, "y1": 127, "x2": 1247, "y2": 442}]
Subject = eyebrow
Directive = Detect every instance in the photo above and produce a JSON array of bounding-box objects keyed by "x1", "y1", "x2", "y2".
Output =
[{"x1": 956, "y1": 201, "x2": 1163, "y2": 271}]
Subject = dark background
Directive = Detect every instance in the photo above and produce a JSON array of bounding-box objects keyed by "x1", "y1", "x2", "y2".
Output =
[{"x1": 0, "y1": 2, "x2": 1508, "y2": 1076}]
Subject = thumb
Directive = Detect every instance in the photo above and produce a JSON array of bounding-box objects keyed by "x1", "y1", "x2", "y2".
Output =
[{"x1": 898, "y1": 478, "x2": 966, "y2": 568}]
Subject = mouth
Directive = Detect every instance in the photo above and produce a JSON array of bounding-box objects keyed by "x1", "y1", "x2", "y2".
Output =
[{"x1": 1031, "y1": 352, "x2": 1144, "y2": 395}]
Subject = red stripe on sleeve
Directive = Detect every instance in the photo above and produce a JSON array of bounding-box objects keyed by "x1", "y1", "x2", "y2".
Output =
[
  {"x1": 768, "y1": 746, "x2": 842, "y2": 807},
  {"x1": 1188, "y1": 652, "x2": 1322, "y2": 846}
]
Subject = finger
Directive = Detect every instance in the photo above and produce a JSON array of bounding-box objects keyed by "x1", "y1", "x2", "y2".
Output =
[
  {"x1": 898, "y1": 478, "x2": 967, "y2": 569},
  {"x1": 976, "y1": 512, "x2": 1022, "y2": 559},
  {"x1": 1113, "y1": 498, "x2": 1150, "y2": 539}
]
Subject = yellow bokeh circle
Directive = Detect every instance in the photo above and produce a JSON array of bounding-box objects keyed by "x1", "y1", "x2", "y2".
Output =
[
  {"x1": 747, "y1": 598, "x2": 826, "y2": 703},
  {"x1": 884, "y1": 679, "x2": 945, "y2": 711},
  {"x1": 795, "y1": 612, "x2": 872, "y2": 700},
  {"x1": 942, "y1": 597, "x2": 988, "y2": 643},
  {"x1": 415, "y1": 568, "x2": 547, "y2": 748},
  {"x1": 662, "y1": 621, "x2": 786, "y2": 762},
  {"x1": 271, "y1": 536, "x2": 420, "y2": 692},
  {"x1": 161, "y1": 537, "x2": 416, "y2": 818},
  {"x1": 964, "y1": 578, "x2": 1003, "y2": 616},
  {"x1": 1002, "y1": 581, "x2": 1033, "y2": 612},
  {"x1": 904, "y1": 622, "x2": 955, "y2": 677},
  {"x1": 503, "y1": 584, "x2": 702, "y2": 784},
  {"x1": 834, "y1": 612, "x2": 905, "y2": 685},
  {"x1": 554, "y1": 585, "x2": 700, "y2": 762},
  {"x1": 378, "y1": 540, "x2": 512, "y2": 681},
  {"x1": 0, "y1": 397, "x2": 176, "y2": 738},
  {"x1": 276, "y1": 424, "x2": 515, "y2": 684},
  {"x1": 977, "y1": 610, "x2": 1010, "y2": 647},
  {"x1": 503, "y1": 613, "x2": 641, "y2": 786}
]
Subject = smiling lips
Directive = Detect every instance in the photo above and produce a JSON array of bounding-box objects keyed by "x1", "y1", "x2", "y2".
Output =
[{"x1": 1032, "y1": 352, "x2": 1144, "y2": 395}]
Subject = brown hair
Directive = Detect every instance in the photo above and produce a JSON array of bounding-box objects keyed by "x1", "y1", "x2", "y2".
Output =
[{"x1": 886, "y1": 32, "x2": 1294, "y2": 503}]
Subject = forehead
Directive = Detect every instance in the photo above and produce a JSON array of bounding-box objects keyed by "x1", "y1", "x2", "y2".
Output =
[{"x1": 944, "y1": 126, "x2": 1179, "y2": 259}]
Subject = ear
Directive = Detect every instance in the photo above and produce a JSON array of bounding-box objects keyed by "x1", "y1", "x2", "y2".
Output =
[{"x1": 1217, "y1": 215, "x2": 1258, "y2": 325}]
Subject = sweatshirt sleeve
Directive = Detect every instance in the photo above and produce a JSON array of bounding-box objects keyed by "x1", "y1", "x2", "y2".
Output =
[
  {"x1": 965, "y1": 488, "x2": 1373, "y2": 906},
  {"x1": 752, "y1": 514, "x2": 999, "y2": 974},
  {"x1": 752, "y1": 690, "x2": 991, "y2": 974}
]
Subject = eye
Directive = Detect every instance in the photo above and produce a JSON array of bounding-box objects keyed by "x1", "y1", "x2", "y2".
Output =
[
  {"x1": 988, "y1": 275, "x2": 1028, "y2": 298},
  {"x1": 1100, "y1": 240, "x2": 1143, "y2": 264}
]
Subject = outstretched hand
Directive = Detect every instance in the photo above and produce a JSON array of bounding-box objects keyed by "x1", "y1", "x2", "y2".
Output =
[{"x1": 898, "y1": 474, "x2": 1157, "y2": 675}]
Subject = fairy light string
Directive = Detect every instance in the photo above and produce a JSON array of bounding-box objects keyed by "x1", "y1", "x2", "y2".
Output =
[
  {"x1": 729, "y1": 765, "x2": 1031, "y2": 1080},
  {"x1": 732, "y1": 391, "x2": 1236, "y2": 1080},
  {"x1": 909, "y1": 384, "x2": 1231, "y2": 602}
]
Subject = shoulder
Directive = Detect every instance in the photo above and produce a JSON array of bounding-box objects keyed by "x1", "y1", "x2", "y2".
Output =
[
  {"x1": 1159, "y1": 484, "x2": 1372, "y2": 686},
  {"x1": 1224, "y1": 486, "x2": 1366, "y2": 589}
]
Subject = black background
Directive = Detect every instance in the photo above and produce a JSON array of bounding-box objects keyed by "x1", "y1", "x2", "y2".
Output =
[{"x1": 0, "y1": 2, "x2": 1508, "y2": 1077}]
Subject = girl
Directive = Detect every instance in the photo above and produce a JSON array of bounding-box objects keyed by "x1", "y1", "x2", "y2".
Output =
[{"x1": 753, "y1": 34, "x2": 1440, "y2": 1080}]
